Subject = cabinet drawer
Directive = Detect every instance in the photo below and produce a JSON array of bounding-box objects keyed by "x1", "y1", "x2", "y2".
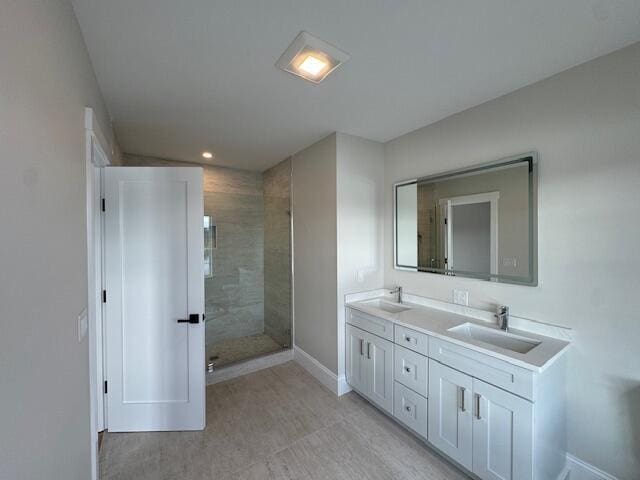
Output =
[
  {"x1": 347, "y1": 308, "x2": 394, "y2": 341},
  {"x1": 393, "y1": 345, "x2": 428, "y2": 397},
  {"x1": 429, "y1": 337, "x2": 534, "y2": 401},
  {"x1": 394, "y1": 325, "x2": 429, "y2": 355},
  {"x1": 393, "y1": 382, "x2": 428, "y2": 438}
]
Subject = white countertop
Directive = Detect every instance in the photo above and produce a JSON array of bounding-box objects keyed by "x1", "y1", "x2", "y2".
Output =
[{"x1": 346, "y1": 297, "x2": 570, "y2": 373}]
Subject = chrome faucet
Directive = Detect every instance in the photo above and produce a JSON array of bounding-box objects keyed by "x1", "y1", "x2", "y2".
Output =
[
  {"x1": 495, "y1": 305, "x2": 509, "y2": 331},
  {"x1": 390, "y1": 286, "x2": 403, "y2": 303}
]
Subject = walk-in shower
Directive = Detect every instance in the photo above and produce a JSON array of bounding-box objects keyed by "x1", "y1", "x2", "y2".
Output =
[
  {"x1": 204, "y1": 158, "x2": 292, "y2": 368},
  {"x1": 122, "y1": 153, "x2": 292, "y2": 371}
]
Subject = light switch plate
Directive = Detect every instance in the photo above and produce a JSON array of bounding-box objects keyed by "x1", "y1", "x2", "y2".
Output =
[
  {"x1": 78, "y1": 308, "x2": 88, "y2": 342},
  {"x1": 453, "y1": 289, "x2": 469, "y2": 306},
  {"x1": 502, "y1": 257, "x2": 517, "y2": 268}
]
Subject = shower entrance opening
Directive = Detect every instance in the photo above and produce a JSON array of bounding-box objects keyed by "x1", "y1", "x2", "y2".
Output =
[{"x1": 203, "y1": 158, "x2": 292, "y2": 370}]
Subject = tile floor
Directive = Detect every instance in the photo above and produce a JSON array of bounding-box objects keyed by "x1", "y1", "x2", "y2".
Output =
[
  {"x1": 207, "y1": 333, "x2": 285, "y2": 367},
  {"x1": 99, "y1": 361, "x2": 469, "y2": 480}
]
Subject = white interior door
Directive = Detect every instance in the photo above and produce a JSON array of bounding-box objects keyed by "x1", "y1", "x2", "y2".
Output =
[
  {"x1": 440, "y1": 193, "x2": 499, "y2": 276},
  {"x1": 104, "y1": 167, "x2": 205, "y2": 432}
]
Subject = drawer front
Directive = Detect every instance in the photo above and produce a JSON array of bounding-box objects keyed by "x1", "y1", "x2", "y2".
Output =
[
  {"x1": 429, "y1": 337, "x2": 534, "y2": 400},
  {"x1": 393, "y1": 381, "x2": 428, "y2": 438},
  {"x1": 393, "y1": 345, "x2": 428, "y2": 397},
  {"x1": 394, "y1": 325, "x2": 429, "y2": 355},
  {"x1": 347, "y1": 308, "x2": 394, "y2": 341}
]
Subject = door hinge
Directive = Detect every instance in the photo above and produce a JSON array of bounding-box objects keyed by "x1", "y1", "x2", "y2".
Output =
[
  {"x1": 102, "y1": 290, "x2": 107, "y2": 303},
  {"x1": 444, "y1": 218, "x2": 448, "y2": 225},
  {"x1": 101, "y1": 198, "x2": 105, "y2": 212},
  {"x1": 444, "y1": 257, "x2": 448, "y2": 265},
  {"x1": 103, "y1": 381, "x2": 108, "y2": 394}
]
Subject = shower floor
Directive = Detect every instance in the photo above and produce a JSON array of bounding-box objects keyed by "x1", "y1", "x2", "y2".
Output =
[{"x1": 207, "y1": 333, "x2": 285, "y2": 368}]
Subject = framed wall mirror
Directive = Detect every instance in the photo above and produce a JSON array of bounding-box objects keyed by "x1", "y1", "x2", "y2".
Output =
[{"x1": 394, "y1": 153, "x2": 538, "y2": 285}]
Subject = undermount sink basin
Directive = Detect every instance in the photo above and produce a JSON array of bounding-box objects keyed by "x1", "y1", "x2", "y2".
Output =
[
  {"x1": 361, "y1": 298, "x2": 411, "y2": 314},
  {"x1": 448, "y1": 323, "x2": 541, "y2": 354}
]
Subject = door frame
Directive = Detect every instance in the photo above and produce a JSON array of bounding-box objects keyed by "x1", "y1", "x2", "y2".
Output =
[
  {"x1": 439, "y1": 191, "x2": 499, "y2": 276},
  {"x1": 85, "y1": 107, "x2": 112, "y2": 480}
]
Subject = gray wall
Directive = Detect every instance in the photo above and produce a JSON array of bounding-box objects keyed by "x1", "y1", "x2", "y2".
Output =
[
  {"x1": 122, "y1": 155, "x2": 265, "y2": 348},
  {"x1": 384, "y1": 42, "x2": 640, "y2": 479},
  {"x1": 0, "y1": 1, "x2": 115, "y2": 478},
  {"x1": 263, "y1": 158, "x2": 292, "y2": 347},
  {"x1": 336, "y1": 133, "x2": 386, "y2": 378},
  {"x1": 292, "y1": 133, "x2": 385, "y2": 377},
  {"x1": 292, "y1": 134, "x2": 338, "y2": 372}
]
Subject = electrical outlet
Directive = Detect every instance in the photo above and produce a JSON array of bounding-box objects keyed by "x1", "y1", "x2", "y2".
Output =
[
  {"x1": 453, "y1": 289, "x2": 469, "y2": 306},
  {"x1": 78, "y1": 308, "x2": 88, "y2": 342}
]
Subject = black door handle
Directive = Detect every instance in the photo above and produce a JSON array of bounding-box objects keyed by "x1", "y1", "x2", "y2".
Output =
[{"x1": 177, "y1": 314, "x2": 200, "y2": 324}]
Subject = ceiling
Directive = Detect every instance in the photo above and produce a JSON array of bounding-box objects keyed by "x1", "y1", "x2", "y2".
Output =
[{"x1": 71, "y1": 0, "x2": 640, "y2": 171}]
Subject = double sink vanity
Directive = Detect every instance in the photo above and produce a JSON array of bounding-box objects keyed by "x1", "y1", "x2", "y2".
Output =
[{"x1": 345, "y1": 290, "x2": 571, "y2": 480}]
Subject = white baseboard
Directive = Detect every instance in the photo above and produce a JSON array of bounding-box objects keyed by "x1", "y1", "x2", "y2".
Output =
[
  {"x1": 206, "y1": 348, "x2": 294, "y2": 385},
  {"x1": 293, "y1": 345, "x2": 352, "y2": 396},
  {"x1": 565, "y1": 454, "x2": 619, "y2": 480},
  {"x1": 337, "y1": 373, "x2": 352, "y2": 395}
]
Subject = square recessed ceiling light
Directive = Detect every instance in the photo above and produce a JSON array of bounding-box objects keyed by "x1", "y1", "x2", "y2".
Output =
[{"x1": 276, "y1": 31, "x2": 350, "y2": 84}]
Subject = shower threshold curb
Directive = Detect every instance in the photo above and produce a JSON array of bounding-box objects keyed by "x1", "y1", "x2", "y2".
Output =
[{"x1": 206, "y1": 348, "x2": 295, "y2": 385}]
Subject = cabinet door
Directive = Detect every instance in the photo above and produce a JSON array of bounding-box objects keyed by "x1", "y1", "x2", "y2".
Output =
[
  {"x1": 472, "y1": 379, "x2": 533, "y2": 480},
  {"x1": 367, "y1": 334, "x2": 394, "y2": 414},
  {"x1": 428, "y1": 360, "x2": 473, "y2": 471},
  {"x1": 346, "y1": 325, "x2": 368, "y2": 394}
]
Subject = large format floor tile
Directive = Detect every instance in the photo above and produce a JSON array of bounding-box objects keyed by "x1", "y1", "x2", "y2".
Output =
[{"x1": 100, "y1": 361, "x2": 469, "y2": 480}]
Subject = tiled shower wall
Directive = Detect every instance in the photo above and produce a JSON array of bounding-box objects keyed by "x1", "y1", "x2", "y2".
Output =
[
  {"x1": 202, "y1": 168, "x2": 264, "y2": 344},
  {"x1": 122, "y1": 154, "x2": 265, "y2": 346},
  {"x1": 263, "y1": 158, "x2": 292, "y2": 347}
]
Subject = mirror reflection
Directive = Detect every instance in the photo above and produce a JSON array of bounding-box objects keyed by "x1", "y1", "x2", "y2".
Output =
[{"x1": 395, "y1": 154, "x2": 537, "y2": 285}]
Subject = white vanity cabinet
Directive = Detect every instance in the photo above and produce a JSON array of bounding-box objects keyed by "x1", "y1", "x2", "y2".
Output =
[
  {"x1": 345, "y1": 305, "x2": 567, "y2": 480},
  {"x1": 428, "y1": 360, "x2": 533, "y2": 479},
  {"x1": 346, "y1": 324, "x2": 368, "y2": 393},
  {"x1": 394, "y1": 344, "x2": 428, "y2": 397},
  {"x1": 428, "y1": 360, "x2": 474, "y2": 470},
  {"x1": 393, "y1": 381, "x2": 428, "y2": 438},
  {"x1": 346, "y1": 324, "x2": 393, "y2": 413},
  {"x1": 472, "y1": 378, "x2": 533, "y2": 480}
]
